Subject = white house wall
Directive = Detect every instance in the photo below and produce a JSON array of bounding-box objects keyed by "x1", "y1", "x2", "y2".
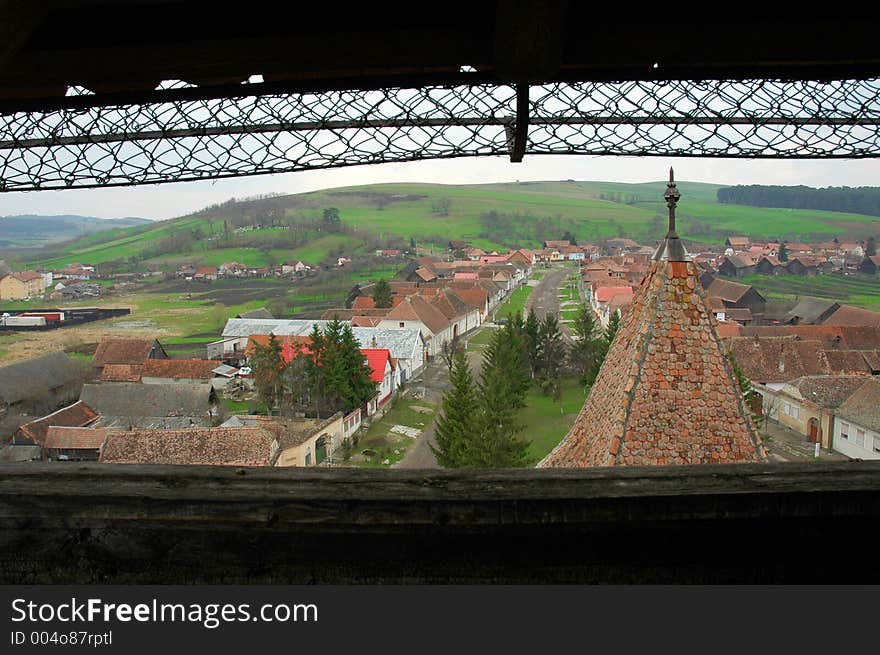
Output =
[{"x1": 833, "y1": 419, "x2": 880, "y2": 460}]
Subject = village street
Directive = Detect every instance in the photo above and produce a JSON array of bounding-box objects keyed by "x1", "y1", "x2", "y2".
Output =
[{"x1": 395, "y1": 267, "x2": 570, "y2": 469}]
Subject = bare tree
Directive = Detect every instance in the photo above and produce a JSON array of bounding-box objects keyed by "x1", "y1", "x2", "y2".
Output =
[{"x1": 440, "y1": 333, "x2": 462, "y2": 372}]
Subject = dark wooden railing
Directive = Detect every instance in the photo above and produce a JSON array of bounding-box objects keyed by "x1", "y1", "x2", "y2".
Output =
[{"x1": 2, "y1": 461, "x2": 879, "y2": 583}]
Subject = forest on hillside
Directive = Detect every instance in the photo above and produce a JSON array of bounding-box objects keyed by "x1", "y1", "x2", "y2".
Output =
[{"x1": 717, "y1": 185, "x2": 880, "y2": 217}]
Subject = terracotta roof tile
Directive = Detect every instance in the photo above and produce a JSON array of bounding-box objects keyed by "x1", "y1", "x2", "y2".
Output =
[
  {"x1": 43, "y1": 426, "x2": 107, "y2": 450},
  {"x1": 93, "y1": 338, "x2": 159, "y2": 367},
  {"x1": 16, "y1": 401, "x2": 99, "y2": 445},
  {"x1": 100, "y1": 427, "x2": 279, "y2": 466},
  {"x1": 790, "y1": 376, "x2": 868, "y2": 409},
  {"x1": 100, "y1": 364, "x2": 143, "y2": 382},
  {"x1": 541, "y1": 258, "x2": 764, "y2": 468},
  {"x1": 823, "y1": 305, "x2": 880, "y2": 327}
]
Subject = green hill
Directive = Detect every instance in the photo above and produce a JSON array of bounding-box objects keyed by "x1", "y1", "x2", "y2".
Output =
[
  {"x1": 0, "y1": 214, "x2": 152, "y2": 249},
  {"x1": 14, "y1": 180, "x2": 880, "y2": 271}
]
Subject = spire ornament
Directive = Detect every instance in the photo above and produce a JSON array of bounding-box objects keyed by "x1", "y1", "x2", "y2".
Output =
[{"x1": 652, "y1": 167, "x2": 689, "y2": 262}]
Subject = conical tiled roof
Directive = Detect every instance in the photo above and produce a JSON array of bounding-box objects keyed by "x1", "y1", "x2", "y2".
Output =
[{"x1": 540, "y1": 170, "x2": 765, "y2": 468}]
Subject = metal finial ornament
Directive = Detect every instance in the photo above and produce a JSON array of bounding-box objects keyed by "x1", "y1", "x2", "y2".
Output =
[
  {"x1": 652, "y1": 167, "x2": 689, "y2": 261},
  {"x1": 664, "y1": 167, "x2": 681, "y2": 234}
]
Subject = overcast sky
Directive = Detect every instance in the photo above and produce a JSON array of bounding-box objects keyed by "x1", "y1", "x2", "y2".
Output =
[{"x1": 1, "y1": 155, "x2": 878, "y2": 222}]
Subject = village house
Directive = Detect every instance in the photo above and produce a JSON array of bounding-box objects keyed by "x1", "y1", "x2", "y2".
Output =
[
  {"x1": 99, "y1": 426, "x2": 279, "y2": 466},
  {"x1": 281, "y1": 260, "x2": 311, "y2": 275},
  {"x1": 705, "y1": 278, "x2": 767, "y2": 318},
  {"x1": 222, "y1": 413, "x2": 347, "y2": 467},
  {"x1": 760, "y1": 375, "x2": 868, "y2": 450},
  {"x1": 785, "y1": 297, "x2": 841, "y2": 325},
  {"x1": 14, "y1": 400, "x2": 99, "y2": 447},
  {"x1": 0, "y1": 270, "x2": 45, "y2": 300},
  {"x1": 832, "y1": 379, "x2": 880, "y2": 459},
  {"x1": 42, "y1": 426, "x2": 108, "y2": 461},
  {"x1": 362, "y1": 348, "x2": 395, "y2": 415},
  {"x1": 193, "y1": 266, "x2": 218, "y2": 281},
  {"x1": 858, "y1": 255, "x2": 880, "y2": 275},
  {"x1": 725, "y1": 236, "x2": 750, "y2": 252},
  {"x1": 717, "y1": 254, "x2": 756, "y2": 278},
  {"x1": 92, "y1": 337, "x2": 168, "y2": 380},
  {"x1": 79, "y1": 382, "x2": 216, "y2": 429},
  {"x1": 379, "y1": 295, "x2": 455, "y2": 357}
]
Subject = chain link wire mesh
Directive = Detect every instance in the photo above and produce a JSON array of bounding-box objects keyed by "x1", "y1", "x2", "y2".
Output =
[{"x1": 1, "y1": 78, "x2": 879, "y2": 191}]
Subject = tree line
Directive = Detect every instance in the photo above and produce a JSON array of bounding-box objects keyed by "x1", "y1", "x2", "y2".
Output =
[
  {"x1": 717, "y1": 185, "x2": 880, "y2": 217},
  {"x1": 433, "y1": 302, "x2": 618, "y2": 468}
]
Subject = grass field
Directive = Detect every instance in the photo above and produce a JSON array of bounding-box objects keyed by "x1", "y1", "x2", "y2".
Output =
[
  {"x1": 742, "y1": 273, "x2": 880, "y2": 311},
  {"x1": 521, "y1": 377, "x2": 586, "y2": 464}
]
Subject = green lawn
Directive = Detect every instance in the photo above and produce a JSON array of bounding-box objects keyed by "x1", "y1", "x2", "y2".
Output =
[
  {"x1": 465, "y1": 327, "x2": 497, "y2": 352},
  {"x1": 495, "y1": 285, "x2": 534, "y2": 319},
  {"x1": 347, "y1": 396, "x2": 436, "y2": 468},
  {"x1": 521, "y1": 377, "x2": 587, "y2": 464}
]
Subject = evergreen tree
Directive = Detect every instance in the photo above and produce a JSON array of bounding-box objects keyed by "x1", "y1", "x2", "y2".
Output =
[
  {"x1": 568, "y1": 302, "x2": 602, "y2": 386},
  {"x1": 603, "y1": 311, "x2": 621, "y2": 347},
  {"x1": 524, "y1": 308, "x2": 541, "y2": 378},
  {"x1": 866, "y1": 236, "x2": 877, "y2": 257},
  {"x1": 482, "y1": 322, "x2": 530, "y2": 408},
  {"x1": 431, "y1": 350, "x2": 480, "y2": 467},
  {"x1": 372, "y1": 278, "x2": 393, "y2": 308},
  {"x1": 340, "y1": 322, "x2": 378, "y2": 411},
  {"x1": 250, "y1": 333, "x2": 285, "y2": 414},
  {"x1": 473, "y1": 361, "x2": 529, "y2": 467},
  {"x1": 778, "y1": 242, "x2": 789, "y2": 262},
  {"x1": 322, "y1": 207, "x2": 341, "y2": 231},
  {"x1": 537, "y1": 313, "x2": 566, "y2": 395},
  {"x1": 729, "y1": 351, "x2": 763, "y2": 428}
]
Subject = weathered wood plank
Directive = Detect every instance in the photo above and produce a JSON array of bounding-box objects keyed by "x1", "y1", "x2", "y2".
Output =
[{"x1": 2, "y1": 462, "x2": 879, "y2": 583}]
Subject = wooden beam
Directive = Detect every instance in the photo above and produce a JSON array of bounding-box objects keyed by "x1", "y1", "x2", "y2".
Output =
[
  {"x1": 0, "y1": 0, "x2": 49, "y2": 73},
  {"x1": 493, "y1": 0, "x2": 570, "y2": 83}
]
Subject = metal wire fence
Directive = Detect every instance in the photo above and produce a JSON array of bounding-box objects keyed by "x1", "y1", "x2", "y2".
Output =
[{"x1": 1, "y1": 78, "x2": 879, "y2": 191}]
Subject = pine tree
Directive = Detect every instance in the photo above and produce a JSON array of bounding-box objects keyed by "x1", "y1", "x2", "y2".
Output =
[
  {"x1": 569, "y1": 302, "x2": 602, "y2": 386},
  {"x1": 537, "y1": 313, "x2": 566, "y2": 396},
  {"x1": 778, "y1": 242, "x2": 789, "y2": 262},
  {"x1": 474, "y1": 361, "x2": 529, "y2": 467},
  {"x1": 604, "y1": 310, "x2": 620, "y2": 345},
  {"x1": 524, "y1": 307, "x2": 541, "y2": 378},
  {"x1": 431, "y1": 350, "x2": 480, "y2": 467},
  {"x1": 340, "y1": 322, "x2": 378, "y2": 410},
  {"x1": 866, "y1": 236, "x2": 877, "y2": 257},
  {"x1": 729, "y1": 351, "x2": 763, "y2": 428},
  {"x1": 372, "y1": 278, "x2": 393, "y2": 308}
]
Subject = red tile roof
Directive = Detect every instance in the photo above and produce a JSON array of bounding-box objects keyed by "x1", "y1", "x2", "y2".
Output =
[
  {"x1": 595, "y1": 286, "x2": 633, "y2": 303},
  {"x1": 361, "y1": 348, "x2": 391, "y2": 382},
  {"x1": 823, "y1": 305, "x2": 880, "y2": 327},
  {"x1": 100, "y1": 364, "x2": 143, "y2": 382},
  {"x1": 16, "y1": 401, "x2": 99, "y2": 445},
  {"x1": 10, "y1": 270, "x2": 43, "y2": 282},
  {"x1": 93, "y1": 338, "x2": 159, "y2": 367},
  {"x1": 44, "y1": 426, "x2": 107, "y2": 450}
]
